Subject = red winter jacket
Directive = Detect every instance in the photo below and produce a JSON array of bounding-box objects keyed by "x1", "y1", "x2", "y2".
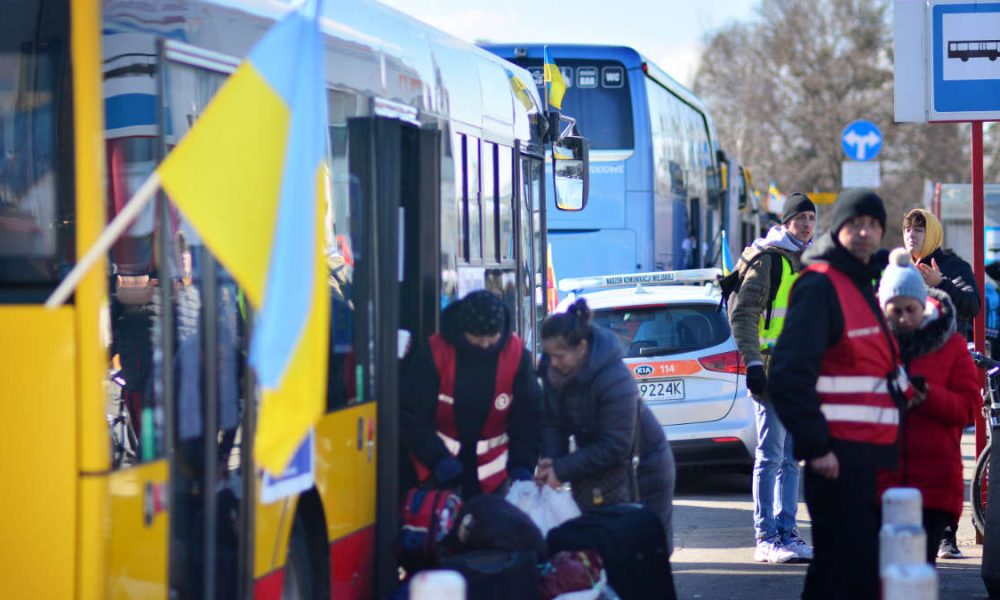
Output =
[{"x1": 877, "y1": 290, "x2": 981, "y2": 520}]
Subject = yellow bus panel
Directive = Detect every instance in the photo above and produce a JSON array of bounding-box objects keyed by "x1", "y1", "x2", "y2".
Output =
[
  {"x1": 107, "y1": 460, "x2": 169, "y2": 600},
  {"x1": 0, "y1": 307, "x2": 77, "y2": 599}
]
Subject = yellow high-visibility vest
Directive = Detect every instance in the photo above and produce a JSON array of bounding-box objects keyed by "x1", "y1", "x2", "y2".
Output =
[{"x1": 759, "y1": 255, "x2": 797, "y2": 350}]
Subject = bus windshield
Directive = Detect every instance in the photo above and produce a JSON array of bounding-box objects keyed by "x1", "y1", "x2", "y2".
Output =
[
  {"x1": 517, "y1": 58, "x2": 634, "y2": 151},
  {"x1": 0, "y1": 0, "x2": 73, "y2": 290}
]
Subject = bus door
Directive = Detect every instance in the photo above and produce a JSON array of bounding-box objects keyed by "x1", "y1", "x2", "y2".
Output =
[
  {"x1": 158, "y1": 47, "x2": 248, "y2": 600},
  {"x1": 347, "y1": 112, "x2": 435, "y2": 597}
]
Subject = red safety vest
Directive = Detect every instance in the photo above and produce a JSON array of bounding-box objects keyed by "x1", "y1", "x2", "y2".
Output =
[
  {"x1": 413, "y1": 333, "x2": 524, "y2": 494},
  {"x1": 806, "y1": 263, "x2": 909, "y2": 446}
]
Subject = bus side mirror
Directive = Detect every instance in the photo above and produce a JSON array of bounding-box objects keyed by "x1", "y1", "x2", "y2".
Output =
[{"x1": 552, "y1": 136, "x2": 589, "y2": 211}]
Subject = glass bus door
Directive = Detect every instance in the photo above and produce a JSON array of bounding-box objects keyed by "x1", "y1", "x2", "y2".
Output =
[{"x1": 347, "y1": 113, "x2": 437, "y2": 597}]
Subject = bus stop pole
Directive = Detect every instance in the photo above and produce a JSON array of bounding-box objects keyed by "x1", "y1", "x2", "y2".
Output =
[
  {"x1": 974, "y1": 120, "x2": 987, "y2": 458},
  {"x1": 972, "y1": 121, "x2": 1000, "y2": 598}
]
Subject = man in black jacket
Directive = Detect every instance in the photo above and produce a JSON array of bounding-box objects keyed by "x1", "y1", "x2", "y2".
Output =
[
  {"x1": 769, "y1": 190, "x2": 907, "y2": 600},
  {"x1": 401, "y1": 290, "x2": 541, "y2": 498}
]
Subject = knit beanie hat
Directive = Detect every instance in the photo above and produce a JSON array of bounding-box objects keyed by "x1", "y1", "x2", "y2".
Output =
[
  {"x1": 781, "y1": 192, "x2": 816, "y2": 224},
  {"x1": 459, "y1": 290, "x2": 506, "y2": 335},
  {"x1": 904, "y1": 208, "x2": 944, "y2": 260},
  {"x1": 878, "y1": 248, "x2": 927, "y2": 308},
  {"x1": 831, "y1": 189, "x2": 887, "y2": 234}
]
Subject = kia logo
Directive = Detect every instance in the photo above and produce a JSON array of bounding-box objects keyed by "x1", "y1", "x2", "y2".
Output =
[{"x1": 634, "y1": 365, "x2": 653, "y2": 376}]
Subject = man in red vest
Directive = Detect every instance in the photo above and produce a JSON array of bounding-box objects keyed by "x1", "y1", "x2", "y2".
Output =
[
  {"x1": 769, "y1": 190, "x2": 911, "y2": 600},
  {"x1": 402, "y1": 290, "x2": 541, "y2": 497}
]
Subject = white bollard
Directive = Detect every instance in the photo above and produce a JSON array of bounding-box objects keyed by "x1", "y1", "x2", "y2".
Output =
[
  {"x1": 882, "y1": 563, "x2": 938, "y2": 600},
  {"x1": 410, "y1": 570, "x2": 466, "y2": 600},
  {"x1": 882, "y1": 487, "x2": 922, "y2": 526},
  {"x1": 879, "y1": 523, "x2": 926, "y2": 575}
]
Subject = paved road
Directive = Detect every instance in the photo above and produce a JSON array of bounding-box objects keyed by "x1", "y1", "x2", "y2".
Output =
[{"x1": 670, "y1": 432, "x2": 988, "y2": 599}]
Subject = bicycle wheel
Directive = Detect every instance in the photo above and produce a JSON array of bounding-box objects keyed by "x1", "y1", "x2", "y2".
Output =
[{"x1": 973, "y1": 444, "x2": 990, "y2": 537}]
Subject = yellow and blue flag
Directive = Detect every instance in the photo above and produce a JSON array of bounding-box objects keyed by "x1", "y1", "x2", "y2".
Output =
[
  {"x1": 156, "y1": 0, "x2": 328, "y2": 473},
  {"x1": 767, "y1": 182, "x2": 784, "y2": 213},
  {"x1": 543, "y1": 46, "x2": 566, "y2": 111},
  {"x1": 720, "y1": 230, "x2": 735, "y2": 275}
]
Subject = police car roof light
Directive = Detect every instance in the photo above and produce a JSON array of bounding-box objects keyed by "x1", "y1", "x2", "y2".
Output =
[{"x1": 558, "y1": 268, "x2": 721, "y2": 293}]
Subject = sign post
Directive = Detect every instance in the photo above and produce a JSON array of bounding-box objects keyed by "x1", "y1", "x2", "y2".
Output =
[
  {"x1": 840, "y1": 120, "x2": 883, "y2": 188},
  {"x1": 895, "y1": 0, "x2": 997, "y2": 582}
]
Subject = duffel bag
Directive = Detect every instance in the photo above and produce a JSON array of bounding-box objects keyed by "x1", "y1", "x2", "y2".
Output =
[
  {"x1": 546, "y1": 504, "x2": 675, "y2": 600},
  {"x1": 439, "y1": 550, "x2": 539, "y2": 600}
]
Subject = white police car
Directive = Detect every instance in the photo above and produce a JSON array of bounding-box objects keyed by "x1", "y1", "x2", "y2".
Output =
[{"x1": 557, "y1": 269, "x2": 755, "y2": 469}]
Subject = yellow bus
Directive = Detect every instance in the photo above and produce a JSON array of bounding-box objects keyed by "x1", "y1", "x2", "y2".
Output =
[{"x1": 0, "y1": 0, "x2": 587, "y2": 598}]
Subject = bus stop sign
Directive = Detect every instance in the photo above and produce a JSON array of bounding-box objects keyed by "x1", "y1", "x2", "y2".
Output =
[{"x1": 841, "y1": 120, "x2": 883, "y2": 161}]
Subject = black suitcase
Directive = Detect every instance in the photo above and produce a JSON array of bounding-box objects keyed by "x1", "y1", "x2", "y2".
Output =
[
  {"x1": 546, "y1": 504, "x2": 675, "y2": 600},
  {"x1": 439, "y1": 550, "x2": 539, "y2": 600}
]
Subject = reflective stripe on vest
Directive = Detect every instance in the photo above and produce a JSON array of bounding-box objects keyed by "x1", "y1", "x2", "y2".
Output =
[
  {"x1": 820, "y1": 404, "x2": 899, "y2": 425},
  {"x1": 759, "y1": 255, "x2": 797, "y2": 350},
  {"x1": 411, "y1": 333, "x2": 524, "y2": 493},
  {"x1": 805, "y1": 262, "x2": 902, "y2": 446}
]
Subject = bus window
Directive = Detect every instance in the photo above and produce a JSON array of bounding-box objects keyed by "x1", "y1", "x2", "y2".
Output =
[
  {"x1": 517, "y1": 153, "x2": 538, "y2": 346},
  {"x1": 326, "y1": 89, "x2": 367, "y2": 410},
  {"x1": 0, "y1": 2, "x2": 74, "y2": 294},
  {"x1": 482, "y1": 142, "x2": 497, "y2": 263},
  {"x1": 517, "y1": 58, "x2": 633, "y2": 151},
  {"x1": 105, "y1": 136, "x2": 163, "y2": 468},
  {"x1": 464, "y1": 135, "x2": 482, "y2": 262},
  {"x1": 498, "y1": 145, "x2": 515, "y2": 263},
  {"x1": 103, "y1": 27, "x2": 166, "y2": 468}
]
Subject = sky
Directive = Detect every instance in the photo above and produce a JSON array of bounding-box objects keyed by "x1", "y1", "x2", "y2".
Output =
[{"x1": 377, "y1": 0, "x2": 760, "y2": 87}]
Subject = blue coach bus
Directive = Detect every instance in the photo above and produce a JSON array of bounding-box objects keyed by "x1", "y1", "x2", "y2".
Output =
[{"x1": 483, "y1": 44, "x2": 731, "y2": 290}]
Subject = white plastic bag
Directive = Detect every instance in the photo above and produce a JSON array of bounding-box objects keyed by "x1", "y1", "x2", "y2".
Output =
[{"x1": 506, "y1": 480, "x2": 581, "y2": 536}]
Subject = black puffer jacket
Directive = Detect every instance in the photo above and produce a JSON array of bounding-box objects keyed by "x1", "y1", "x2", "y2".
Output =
[
  {"x1": 920, "y1": 247, "x2": 980, "y2": 340},
  {"x1": 540, "y1": 325, "x2": 675, "y2": 552},
  {"x1": 401, "y1": 298, "x2": 542, "y2": 498},
  {"x1": 768, "y1": 232, "x2": 899, "y2": 467}
]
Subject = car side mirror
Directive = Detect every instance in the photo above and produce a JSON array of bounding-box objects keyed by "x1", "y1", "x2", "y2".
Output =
[{"x1": 552, "y1": 136, "x2": 589, "y2": 211}]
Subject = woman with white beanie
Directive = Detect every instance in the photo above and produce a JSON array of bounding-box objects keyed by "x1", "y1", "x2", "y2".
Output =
[{"x1": 875, "y1": 248, "x2": 981, "y2": 562}]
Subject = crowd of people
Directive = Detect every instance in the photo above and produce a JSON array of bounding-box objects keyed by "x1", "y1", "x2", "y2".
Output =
[{"x1": 396, "y1": 189, "x2": 989, "y2": 600}]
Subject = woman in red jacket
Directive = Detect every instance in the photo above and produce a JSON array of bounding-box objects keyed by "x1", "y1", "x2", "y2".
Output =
[{"x1": 877, "y1": 248, "x2": 981, "y2": 563}]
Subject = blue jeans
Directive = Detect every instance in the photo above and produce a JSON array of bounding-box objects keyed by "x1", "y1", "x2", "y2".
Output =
[{"x1": 753, "y1": 396, "x2": 800, "y2": 542}]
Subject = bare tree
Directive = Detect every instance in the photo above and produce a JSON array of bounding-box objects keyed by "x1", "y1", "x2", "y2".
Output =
[{"x1": 695, "y1": 0, "x2": 969, "y2": 247}]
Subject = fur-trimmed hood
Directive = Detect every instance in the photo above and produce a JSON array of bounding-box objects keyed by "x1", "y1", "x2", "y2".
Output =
[{"x1": 894, "y1": 287, "x2": 958, "y2": 363}]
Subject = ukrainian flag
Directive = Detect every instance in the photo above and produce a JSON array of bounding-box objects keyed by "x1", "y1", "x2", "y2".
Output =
[
  {"x1": 543, "y1": 46, "x2": 566, "y2": 111},
  {"x1": 768, "y1": 182, "x2": 784, "y2": 213},
  {"x1": 157, "y1": 0, "x2": 328, "y2": 473},
  {"x1": 721, "y1": 230, "x2": 735, "y2": 275}
]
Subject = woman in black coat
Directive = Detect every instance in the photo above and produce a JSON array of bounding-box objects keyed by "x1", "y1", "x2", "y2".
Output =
[{"x1": 536, "y1": 298, "x2": 676, "y2": 554}]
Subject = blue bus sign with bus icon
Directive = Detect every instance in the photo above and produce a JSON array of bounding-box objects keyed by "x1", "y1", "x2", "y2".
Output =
[
  {"x1": 932, "y1": 2, "x2": 1000, "y2": 117},
  {"x1": 841, "y1": 120, "x2": 882, "y2": 161}
]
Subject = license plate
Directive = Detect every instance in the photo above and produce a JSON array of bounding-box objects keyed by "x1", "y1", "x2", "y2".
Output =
[{"x1": 638, "y1": 379, "x2": 685, "y2": 402}]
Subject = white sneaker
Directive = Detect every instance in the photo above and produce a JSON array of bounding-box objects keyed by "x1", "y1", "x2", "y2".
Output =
[
  {"x1": 783, "y1": 534, "x2": 813, "y2": 561},
  {"x1": 754, "y1": 538, "x2": 797, "y2": 563}
]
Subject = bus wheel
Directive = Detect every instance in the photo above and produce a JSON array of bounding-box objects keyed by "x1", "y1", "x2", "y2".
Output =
[{"x1": 282, "y1": 515, "x2": 323, "y2": 600}]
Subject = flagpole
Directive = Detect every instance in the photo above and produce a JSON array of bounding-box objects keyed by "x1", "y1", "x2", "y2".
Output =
[{"x1": 45, "y1": 171, "x2": 162, "y2": 309}]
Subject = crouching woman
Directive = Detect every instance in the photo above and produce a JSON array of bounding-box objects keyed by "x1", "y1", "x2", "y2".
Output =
[{"x1": 536, "y1": 298, "x2": 676, "y2": 553}]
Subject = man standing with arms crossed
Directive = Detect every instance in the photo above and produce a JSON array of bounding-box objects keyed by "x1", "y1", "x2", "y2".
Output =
[
  {"x1": 769, "y1": 190, "x2": 911, "y2": 599},
  {"x1": 729, "y1": 193, "x2": 816, "y2": 563}
]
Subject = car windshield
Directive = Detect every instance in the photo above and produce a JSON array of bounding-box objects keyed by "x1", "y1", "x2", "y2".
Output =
[{"x1": 593, "y1": 303, "x2": 730, "y2": 358}]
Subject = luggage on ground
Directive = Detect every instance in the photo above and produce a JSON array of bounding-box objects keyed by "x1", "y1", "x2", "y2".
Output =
[
  {"x1": 399, "y1": 487, "x2": 462, "y2": 572},
  {"x1": 439, "y1": 549, "x2": 539, "y2": 600},
  {"x1": 446, "y1": 494, "x2": 547, "y2": 562},
  {"x1": 546, "y1": 504, "x2": 675, "y2": 600}
]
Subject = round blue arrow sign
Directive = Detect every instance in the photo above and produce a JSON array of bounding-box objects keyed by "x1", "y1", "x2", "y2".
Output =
[{"x1": 841, "y1": 120, "x2": 883, "y2": 162}]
